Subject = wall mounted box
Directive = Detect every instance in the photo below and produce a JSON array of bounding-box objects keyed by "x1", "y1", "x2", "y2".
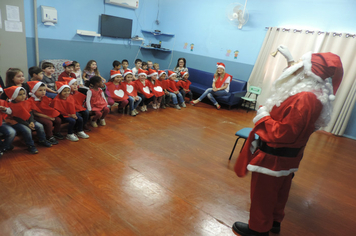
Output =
[
  {"x1": 41, "y1": 6, "x2": 57, "y2": 26},
  {"x1": 105, "y1": 0, "x2": 139, "y2": 9}
]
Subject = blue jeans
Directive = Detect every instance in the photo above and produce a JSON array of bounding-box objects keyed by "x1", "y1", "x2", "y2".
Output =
[
  {"x1": 60, "y1": 112, "x2": 83, "y2": 134},
  {"x1": 78, "y1": 109, "x2": 89, "y2": 126},
  {"x1": 0, "y1": 123, "x2": 17, "y2": 150},
  {"x1": 11, "y1": 121, "x2": 46, "y2": 146},
  {"x1": 46, "y1": 92, "x2": 57, "y2": 99},
  {"x1": 169, "y1": 92, "x2": 184, "y2": 105},
  {"x1": 198, "y1": 88, "x2": 228, "y2": 105},
  {"x1": 128, "y1": 96, "x2": 142, "y2": 111}
]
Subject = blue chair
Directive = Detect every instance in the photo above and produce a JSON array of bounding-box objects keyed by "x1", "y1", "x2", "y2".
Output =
[{"x1": 229, "y1": 128, "x2": 259, "y2": 160}]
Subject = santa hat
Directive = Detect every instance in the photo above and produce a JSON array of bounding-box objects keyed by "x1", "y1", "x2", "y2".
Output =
[
  {"x1": 148, "y1": 69, "x2": 158, "y2": 77},
  {"x1": 62, "y1": 61, "x2": 73, "y2": 67},
  {"x1": 217, "y1": 62, "x2": 225, "y2": 70},
  {"x1": 124, "y1": 69, "x2": 133, "y2": 77},
  {"x1": 180, "y1": 71, "x2": 189, "y2": 78},
  {"x1": 158, "y1": 70, "x2": 166, "y2": 77},
  {"x1": 27, "y1": 81, "x2": 44, "y2": 99},
  {"x1": 168, "y1": 71, "x2": 177, "y2": 78},
  {"x1": 138, "y1": 69, "x2": 148, "y2": 77},
  {"x1": 56, "y1": 81, "x2": 70, "y2": 94},
  {"x1": 110, "y1": 70, "x2": 122, "y2": 79},
  {"x1": 4, "y1": 86, "x2": 25, "y2": 101},
  {"x1": 62, "y1": 77, "x2": 77, "y2": 86}
]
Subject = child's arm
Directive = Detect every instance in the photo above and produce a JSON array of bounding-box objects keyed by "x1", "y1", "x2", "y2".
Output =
[
  {"x1": 33, "y1": 110, "x2": 55, "y2": 121},
  {"x1": 0, "y1": 106, "x2": 12, "y2": 115},
  {"x1": 45, "y1": 84, "x2": 57, "y2": 94},
  {"x1": 86, "y1": 90, "x2": 93, "y2": 111},
  {"x1": 82, "y1": 71, "x2": 88, "y2": 81}
]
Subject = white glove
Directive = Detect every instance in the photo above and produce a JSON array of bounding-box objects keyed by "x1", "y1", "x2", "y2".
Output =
[
  {"x1": 253, "y1": 106, "x2": 270, "y2": 124},
  {"x1": 277, "y1": 45, "x2": 294, "y2": 62}
]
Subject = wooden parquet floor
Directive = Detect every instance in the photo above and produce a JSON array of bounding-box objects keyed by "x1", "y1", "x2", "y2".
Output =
[{"x1": 0, "y1": 102, "x2": 355, "y2": 236}]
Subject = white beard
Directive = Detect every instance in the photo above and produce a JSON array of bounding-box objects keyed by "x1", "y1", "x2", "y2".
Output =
[{"x1": 263, "y1": 63, "x2": 334, "y2": 130}]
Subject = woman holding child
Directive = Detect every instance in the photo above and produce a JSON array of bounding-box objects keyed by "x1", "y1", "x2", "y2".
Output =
[{"x1": 190, "y1": 62, "x2": 231, "y2": 110}]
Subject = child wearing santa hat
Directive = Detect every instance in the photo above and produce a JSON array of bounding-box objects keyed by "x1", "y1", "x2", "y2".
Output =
[
  {"x1": 121, "y1": 70, "x2": 142, "y2": 116},
  {"x1": 166, "y1": 71, "x2": 185, "y2": 110},
  {"x1": 50, "y1": 81, "x2": 89, "y2": 141},
  {"x1": 86, "y1": 76, "x2": 109, "y2": 127},
  {"x1": 157, "y1": 71, "x2": 171, "y2": 109},
  {"x1": 135, "y1": 69, "x2": 155, "y2": 112},
  {"x1": 4, "y1": 86, "x2": 52, "y2": 154},
  {"x1": 27, "y1": 81, "x2": 62, "y2": 145},
  {"x1": 176, "y1": 71, "x2": 192, "y2": 102},
  {"x1": 191, "y1": 62, "x2": 231, "y2": 110},
  {"x1": 0, "y1": 86, "x2": 16, "y2": 155},
  {"x1": 62, "y1": 77, "x2": 91, "y2": 131},
  {"x1": 105, "y1": 70, "x2": 129, "y2": 113},
  {"x1": 147, "y1": 69, "x2": 164, "y2": 109}
]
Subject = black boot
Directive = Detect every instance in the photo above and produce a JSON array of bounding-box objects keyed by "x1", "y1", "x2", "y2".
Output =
[
  {"x1": 270, "y1": 221, "x2": 280, "y2": 234},
  {"x1": 232, "y1": 222, "x2": 269, "y2": 236}
]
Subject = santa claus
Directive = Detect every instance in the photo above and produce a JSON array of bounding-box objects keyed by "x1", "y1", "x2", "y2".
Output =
[{"x1": 232, "y1": 45, "x2": 343, "y2": 236}]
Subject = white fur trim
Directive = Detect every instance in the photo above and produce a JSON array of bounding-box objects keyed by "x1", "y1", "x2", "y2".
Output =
[
  {"x1": 168, "y1": 72, "x2": 177, "y2": 78},
  {"x1": 181, "y1": 72, "x2": 188, "y2": 78},
  {"x1": 329, "y1": 94, "x2": 335, "y2": 101},
  {"x1": 31, "y1": 82, "x2": 44, "y2": 94},
  {"x1": 0, "y1": 87, "x2": 3, "y2": 93},
  {"x1": 68, "y1": 79, "x2": 77, "y2": 86},
  {"x1": 148, "y1": 72, "x2": 158, "y2": 77},
  {"x1": 124, "y1": 71, "x2": 133, "y2": 77},
  {"x1": 11, "y1": 87, "x2": 24, "y2": 101},
  {"x1": 159, "y1": 71, "x2": 166, "y2": 77},
  {"x1": 138, "y1": 72, "x2": 147, "y2": 77},
  {"x1": 247, "y1": 164, "x2": 298, "y2": 177},
  {"x1": 217, "y1": 64, "x2": 225, "y2": 69},
  {"x1": 57, "y1": 85, "x2": 70, "y2": 94},
  {"x1": 253, "y1": 111, "x2": 270, "y2": 124},
  {"x1": 111, "y1": 72, "x2": 122, "y2": 79}
]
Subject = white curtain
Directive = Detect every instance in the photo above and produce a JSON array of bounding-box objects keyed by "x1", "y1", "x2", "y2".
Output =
[{"x1": 249, "y1": 27, "x2": 356, "y2": 136}]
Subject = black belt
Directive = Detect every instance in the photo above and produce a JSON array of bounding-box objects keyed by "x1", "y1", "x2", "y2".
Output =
[{"x1": 259, "y1": 141, "x2": 302, "y2": 158}]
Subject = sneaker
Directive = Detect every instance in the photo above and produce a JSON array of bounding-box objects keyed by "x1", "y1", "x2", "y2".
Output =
[
  {"x1": 174, "y1": 104, "x2": 181, "y2": 110},
  {"x1": 77, "y1": 131, "x2": 89, "y2": 139},
  {"x1": 27, "y1": 145, "x2": 38, "y2": 154},
  {"x1": 66, "y1": 133, "x2": 79, "y2": 142},
  {"x1": 157, "y1": 103, "x2": 160, "y2": 109},
  {"x1": 140, "y1": 106, "x2": 145, "y2": 112},
  {"x1": 144, "y1": 105, "x2": 148, "y2": 111},
  {"x1": 39, "y1": 140, "x2": 52, "y2": 147},
  {"x1": 91, "y1": 120, "x2": 98, "y2": 128},
  {"x1": 161, "y1": 104, "x2": 166, "y2": 109},
  {"x1": 152, "y1": 103, "x2": 157, "y2": 109},
  {"x1": 180, "y1": 102, "x2": 186, "y2": 108},
  {"x1": 134, "y1": 109, "x2": 139, "y2": 115},
  {"x1": 131, "y1": 110, "x2": 136, "y2": 116},
  {"x1": 48, "y1": 136, "x2": 59, "y2": 145},
  {"x1": 53, "y1": 132, "x2": 65, "y2": 140},
  {"x1": 99, "y1": 119, "x2": 106, "y2": 126}
]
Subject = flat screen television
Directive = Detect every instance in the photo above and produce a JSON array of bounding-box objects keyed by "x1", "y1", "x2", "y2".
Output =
[{"x1": 101, "y1": 14, "x2": 132, "y2": 39}]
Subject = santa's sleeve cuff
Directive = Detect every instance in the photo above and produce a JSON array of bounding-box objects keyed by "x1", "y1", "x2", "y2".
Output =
[{"x1": 253, "y1": 111, "x2": 270, "y2": 124}]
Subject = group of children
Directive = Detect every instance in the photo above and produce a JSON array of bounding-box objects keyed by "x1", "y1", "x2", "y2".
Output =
[{"x1": 0, "y1": 58, "x2": 192, "y2": 156}]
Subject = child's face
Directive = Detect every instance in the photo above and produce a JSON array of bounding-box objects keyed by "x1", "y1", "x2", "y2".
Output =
[
  {"x1": 13, "y1": 72, "x2": 25, "y2": 85},
  {"x1": 60, "y1": 87, "x2": 71, "y2": 99},
  {"x1": 74, "y1": 63, "x2": 80, "y2": 72},
  {"x1": 183, "y1": 74, "x2": 189, "y2": 80},
  {"x1": 97, "y1": 81, "x2": 104, "y2": 88},
  {"x1": 114, "y1": 75, "x2": 122, "y2": 83},
  {"x1": 154, "y1": 65, "x2": 159, "y2": 70},
  {"x1": 34, "y1": 86, "x2": 46, "y2": 98},
  {"x1": 151, "y1": 75, "x2": 157, "y2": 81},
  {"x1": 169, "y1": 75, "x2": 177, "y2": 81},
  {"x1": 147, "y1": 62, "x2": 153, "y2": 68},
  {"x1": 33, "y1": 71, "x2": 44, "y2": 81},
  {"x1": 15, "y1": 89, "x2": 26, "y2": 102},
  {"x1": 90, "y1": 62, "x2": 97, "y2": 70},
  {"x1": 70, "y1": 81, "x2": 78, "y2": 92},
  {"x1": 139, "y1": 75, "x2": 146, "y2": 81},
  {"x1": 114, "y1": 65, "x2": 121, "y2": 70},
  {"x1": 217, "y1": 67, "x2": 224, "y2": 74},
  {"x1": 135, "y1": 61, "x2": 142, "y2": 69},
  {"x1": 43, "y1": 66, "x2": 55, "y2": 76},
  {"x1": 122, "y1": 62, "x2": 129, "y2": 69},
  {"x1": 65, "y1": 66, "x2": 74, "y2": 74},
  {"x1": 125, "y1": 74, "x2": 133, "y2": 82},
  {"x1": 159, "y1": 74, "x2": 166, "y2": 80},
  {"x1": 142, "y1": 65, "x2": 148, "y2": 70}
]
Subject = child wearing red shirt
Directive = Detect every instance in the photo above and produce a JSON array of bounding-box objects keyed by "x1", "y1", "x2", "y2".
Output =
[
  {"x1": 166, "y1": 71, "x2": 185, "y2": 110},
  {"x1": 157, "y1": 71, "x2": 171, "y2": 109},
  {"x1": 135, "y1": 69, "x2": 154, "y2": 112},
  {"x1": 147, "y1": 69, "x2": 164, "y2": 109},
  {"x1": 105, "y1": 70, "x2": 129, "y2": 113},
  {"x1": 176, "y1": 71, "x2": 192, "y2": 102},
  {"x1": 122, "y1": 70, "x2": 142, "y2": 116}
]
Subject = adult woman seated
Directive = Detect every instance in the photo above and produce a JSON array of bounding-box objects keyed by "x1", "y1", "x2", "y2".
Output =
[
  {"x1": 173, "y1": 58, "x2": 189, "y2": 80},
  {"x1": 190, "y1": 62, "x2": 231, "y2": 109}
]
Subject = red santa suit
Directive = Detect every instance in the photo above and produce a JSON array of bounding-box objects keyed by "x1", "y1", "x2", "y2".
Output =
[
  {"x1": 147, "y1": 80, "x2": 164, "y2": 98},
  {"x1": 166, "y1": 80, "x2": 179, "y2": 93},
  {"x1": 70, "y1": 91, "x2": 87, "y2": 112},
  {"x1": 29, "y1": 96, "x2": 60, "y2": 118},
  {"x1": 233, "y1": 51, "x2": 343, "y2": 233},
  {"x1": 135, "y1": 79, "x2": 154, "y2": 99},
  {"x1": 122, "y1": 81, "x2": 138, "y2": 97},
  {"x1": 176, "y1": 79, "x2": 191, "y2": 91},
  {"x1": 105, "y1": 81, "x2": 129, "y2": 102}
]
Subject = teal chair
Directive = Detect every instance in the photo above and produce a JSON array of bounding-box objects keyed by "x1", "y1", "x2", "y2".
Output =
[
  {"x1": 229, "y1": 128, "x2": 259, "y2": 160},
  {"x1": 241, "y1": 86, "x2": 262, "y2": 112}
]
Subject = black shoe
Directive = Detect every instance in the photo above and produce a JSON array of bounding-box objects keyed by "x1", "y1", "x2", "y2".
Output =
[
  {"x1": 27, "y1": 145, "x2": 38, "y2": 154},
  {"x1": 232, "y1": 222, "x2": 269, "y2": 236},
  {"x1": 270, "y1": 221, "x2": 280, "y2": 234},
  {"x1": 48, "y1": 136, "x2": 59, "y2": 145},
  {"x1": 39, "y1": 140, "x2": 52, "y2": 147},
  {"x1": 53, "y1": 132, "x2": 65, "y2": 140}
]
